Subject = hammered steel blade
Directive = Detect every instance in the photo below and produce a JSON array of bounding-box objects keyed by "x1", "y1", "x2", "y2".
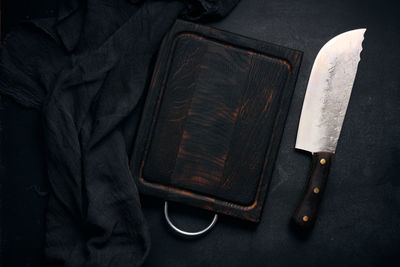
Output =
[{"x1": 295, "y1": 29, "x2": 366, "y2": 153}]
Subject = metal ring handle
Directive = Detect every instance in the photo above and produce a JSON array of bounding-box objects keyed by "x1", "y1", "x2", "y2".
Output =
[{"x1": 164, "y1": 201, "x2": 218, "y2": 237}]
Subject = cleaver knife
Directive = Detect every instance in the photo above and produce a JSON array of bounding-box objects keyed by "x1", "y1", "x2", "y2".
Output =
[{"x1": 292, "y1": 29, "x2": 366, "y2": 229}]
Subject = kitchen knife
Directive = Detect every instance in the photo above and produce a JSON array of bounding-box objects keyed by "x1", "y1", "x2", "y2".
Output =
[{"x1": 292, "y1": 29, "x2": 366, "y2": 229}]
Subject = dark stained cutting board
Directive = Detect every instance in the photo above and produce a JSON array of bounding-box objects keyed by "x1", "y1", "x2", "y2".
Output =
[{"x1": 131, "y1": 20, "x2": 302, "y2": 222}]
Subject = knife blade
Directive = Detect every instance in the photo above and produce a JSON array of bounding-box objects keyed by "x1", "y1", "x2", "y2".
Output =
[{"x1": 292, "y1": 29, "x2": 366, "y2": 230}]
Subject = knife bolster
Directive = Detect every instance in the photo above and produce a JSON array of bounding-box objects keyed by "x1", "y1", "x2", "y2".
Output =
[{"x1": 292, "y1": 151, "x2": 334, "y2": 230}]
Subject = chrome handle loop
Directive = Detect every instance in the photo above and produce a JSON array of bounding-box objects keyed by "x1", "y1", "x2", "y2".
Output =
[{"x1": 164, "y1": 201, "x2": 218, "y2": 237}]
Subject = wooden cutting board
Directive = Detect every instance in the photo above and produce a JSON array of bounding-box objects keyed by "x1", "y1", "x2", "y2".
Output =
[{"x1": 131, "y1": 20, "x2": 302, "y2": 222}]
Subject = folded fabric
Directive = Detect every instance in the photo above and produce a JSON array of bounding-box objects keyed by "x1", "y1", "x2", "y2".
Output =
[{"x1": 0, "y1": 0, "x2": 239, "y2": 266}]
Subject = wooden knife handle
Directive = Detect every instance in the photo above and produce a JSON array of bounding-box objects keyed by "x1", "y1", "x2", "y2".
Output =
[{"x1": 292, "y1": 151, "x2": 334, "y2": 230}]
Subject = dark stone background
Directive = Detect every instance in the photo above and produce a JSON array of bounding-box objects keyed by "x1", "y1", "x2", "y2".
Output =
[{"x1": 1, "y1": 0, "x2": 399, "y2": 266}]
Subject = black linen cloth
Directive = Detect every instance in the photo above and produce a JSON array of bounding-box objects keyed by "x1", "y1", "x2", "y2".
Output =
[{"x1": 0, "y1": 0, "x2": 239, "y2": 266}]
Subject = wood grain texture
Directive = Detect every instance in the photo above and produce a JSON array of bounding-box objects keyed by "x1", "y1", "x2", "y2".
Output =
[
  {"x1": 131, "y1": 20, "x2": 302, "y2": 222},
  {"x1": 292, "y1": 152, "x2": 334, "y2": 230}
]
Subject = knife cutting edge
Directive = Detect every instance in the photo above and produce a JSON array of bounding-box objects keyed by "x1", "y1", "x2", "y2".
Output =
[{"x1": 292, "y1": 29, "x2": 366, "y2": 230}]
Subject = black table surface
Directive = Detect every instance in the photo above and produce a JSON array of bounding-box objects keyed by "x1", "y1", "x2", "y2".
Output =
[{"x1": 1, "y1": 0, "x2": 399, "y2": 266}]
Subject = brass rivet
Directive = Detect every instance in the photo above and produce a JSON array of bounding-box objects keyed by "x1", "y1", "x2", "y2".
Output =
[
  {"x1": 320, "y1": 158, "x2": 326, "y2": 165},
  {"x1": 313, "y1": 187, "x2": 320, "y2": 194},
  {"x1": 302, "y1": 216, "x2": 309, "y2": 222}
]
